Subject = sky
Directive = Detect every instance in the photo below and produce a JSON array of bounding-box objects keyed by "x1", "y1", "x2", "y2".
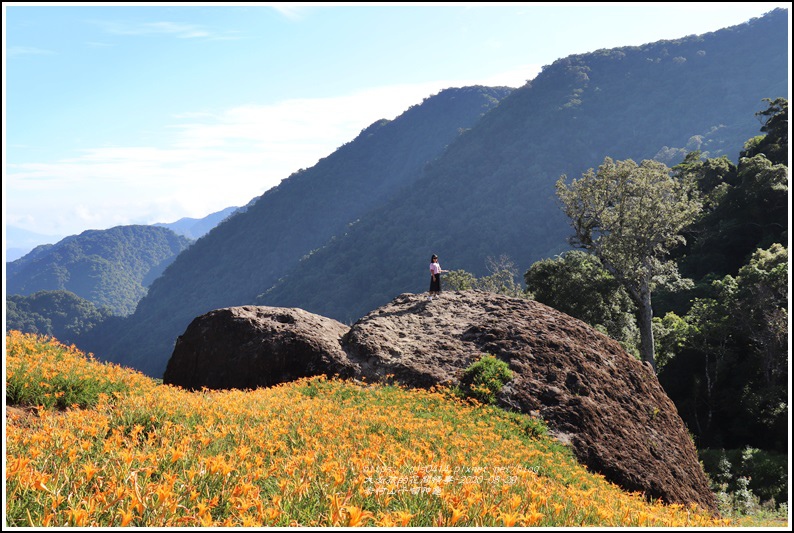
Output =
[{"x1": 3, "y1": 2, "x2": 791, "y2": 242}]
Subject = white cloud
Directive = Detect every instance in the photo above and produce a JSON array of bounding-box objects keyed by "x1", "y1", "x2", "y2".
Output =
[{"x1": 6, "y1": 71, "x2": 536, "y2": 236}]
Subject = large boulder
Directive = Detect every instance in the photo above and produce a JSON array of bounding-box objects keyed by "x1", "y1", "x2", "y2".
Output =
[
  {"x1": 163, "y1": 291, "x2": 716, "y2": 513},
  {"x1": 163, "y1": 306, "x2": 357, "y2": 390},
  {"x1": 345, "y1": 292, "x2": 716, "y2": 513}
]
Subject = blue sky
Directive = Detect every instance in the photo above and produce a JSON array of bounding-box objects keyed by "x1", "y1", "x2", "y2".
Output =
[{"x1": 3, "y1": 2, "x2": 791, "y2": 241}]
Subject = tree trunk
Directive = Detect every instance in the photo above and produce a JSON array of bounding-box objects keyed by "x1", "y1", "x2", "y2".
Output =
[{"x1": 635, "y1": 284, "x2": 657, "y2": 373}]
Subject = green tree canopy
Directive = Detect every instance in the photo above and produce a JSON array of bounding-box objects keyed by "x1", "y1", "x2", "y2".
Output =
[
  {"x1": 740, "y1": 97, "x2": 788, "y2": 165},
  {"x1": 555, "y1": 157, "x2": 702, "y2": 371},
  {"x1": 443, "y1": 255, "x2": 527, "y2": 298},
  {"x1": 660, "y1": 244, "x2": 788, "y2": 452},
  {"x1": 7, "y1": 290, "x2": 113, "y2": 344},
  {"x1": 524, "y1": 250, "x2": 639, "y2": 355}
]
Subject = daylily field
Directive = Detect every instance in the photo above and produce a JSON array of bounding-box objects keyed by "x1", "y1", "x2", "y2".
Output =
[{"x1": 5, "y1": 331, "x2": 733, "y2": 527}]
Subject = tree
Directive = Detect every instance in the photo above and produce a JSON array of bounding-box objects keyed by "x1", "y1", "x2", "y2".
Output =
[
  {"x1": 662, "y1": 244, "x2": 788, "y2": 451},
  {"x1": 740, "y1": 97, "x2": 788, "y2": 166},
  {"x1": 524, "y1": 251, "x2": 639, "y2": 355},
  {"x1": 555, "y1": 157, "x2": 702, "y2": 371},
  {"x1": 443, "y1": 255, "x2": 527, "y2": 298}
]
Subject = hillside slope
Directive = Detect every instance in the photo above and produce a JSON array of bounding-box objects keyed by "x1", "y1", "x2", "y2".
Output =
[
  {"x1": 85, "y1": 86, "x2": 511, "y2": 376},
  {"x1": 6, "y1": 225, "x2": 192, "y2": 316},
  {"x1": 260, "y1": 8, "x2": 789, "y2": 322},
  {"x1": 7, "y1": 290, "x2": 112, "y2": 343},
  {"x1": 81, "y1": 9, "x2": 788, "y2": 377},
  {"x1": 7, "y1": 331, "x2": 731, "y2": 527}
]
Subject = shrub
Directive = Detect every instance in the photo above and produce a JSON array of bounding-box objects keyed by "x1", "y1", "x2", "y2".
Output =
[
  {"x1": 700, "y1": 447, "x2": 788, "y2": 511},
  {"x1": 458, "y1": 354, "x2": 514, "y2": 405}
]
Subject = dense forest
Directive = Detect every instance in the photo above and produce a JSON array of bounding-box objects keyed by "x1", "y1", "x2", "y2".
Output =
[
  {"x1": 522, "y1": 97, "x2": 788, "y2": 506},
  {"x1": 6, "y1": 225, "x2": 192, "y2": 315},
  {"x1": 6, "y1": 290, "x2": 113, "y2": 344}
]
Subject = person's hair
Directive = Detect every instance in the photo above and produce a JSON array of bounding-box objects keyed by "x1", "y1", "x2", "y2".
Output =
[{"x1": 431, "y1": 254, "x2": 438, "y2": 261}]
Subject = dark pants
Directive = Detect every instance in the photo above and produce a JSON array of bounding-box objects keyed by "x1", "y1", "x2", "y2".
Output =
[{"x1": 429, "y1": 274, "x2": 441, "y2": 293}]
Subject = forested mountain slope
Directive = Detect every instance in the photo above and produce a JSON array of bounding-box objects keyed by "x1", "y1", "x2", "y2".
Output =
[
  {"x1": 86, "y1": 86, "x2": 512, "y2": 375},
  {"x1": 6, "y1": 225, "x2": 192, "y2": 316},
  {"x1": 259, "y1": 9, "x2": 789, "y2": 322},
  {"x1": 7, "y1": 290, "x2": 113, "y2": 344}
]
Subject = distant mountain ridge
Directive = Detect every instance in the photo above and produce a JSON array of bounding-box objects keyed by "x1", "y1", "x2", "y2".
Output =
[
  {"x1": 6, "y1": 225, "x2": 192, "y2": 315},
  {"x1": 6, "y1": 204, "x2": 241, "y2": 264},
  {"x1": 154, "y1": 205, "x2": 244, "y2": 240},
  {"x1": 82, "y1": 8, "x2": 788, "y2": 377},
  {"x1": 5, "y1": 226, "x2": 65, "y2": 262}
]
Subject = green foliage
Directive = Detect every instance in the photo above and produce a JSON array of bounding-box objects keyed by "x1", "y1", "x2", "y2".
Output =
[
  {"x1": 556, "y1": 157, "x2": 702, "y2": 371},
  {"x1": 6, "y1": 290, "x2": 113, "y2": 344},
  {"x1": 457, "y1": 354, "x2": 514, "y2": 405},
  {"x1": 651, "y1": 312, "x2": 689, "y2": 371},
  {"x1": 667, "y1": 101, "x2": 788, "y2": 286},
  {"x1": 556, "y1": 158, "x2": 702, "y2": 295},
  {"x1": 524, "y1": 251, "x2": 639, "y2": 356},
  {"x1": 443, "y1": 256, "x2": 528, "y2": 298},
  {"x1": 656, "y1": 102, "x2": 788, "y2": 461},
  {"x1": 6, "y1": 370, "x2": 127, "y2": 411},
  {"x1": 740, "y1": 97, "x2": 787, "y2": 165},
  {"x1": 443, "y1": 269, "x2": 478, "y2": 291},
  {"x1": 700, "y1": 447, "x2": 788, "y2": 510},
  {"x1": 659, "y1": 244, "x2": 788, "y2": 452}
]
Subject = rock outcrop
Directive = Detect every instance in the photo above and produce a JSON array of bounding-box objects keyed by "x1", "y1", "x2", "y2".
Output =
[
  {"x1": 162, "y1": 306, "x2": 356, "y2": 390},
  {"x1": 163, "y1": 291, "x2": 717, "y2": 513}
]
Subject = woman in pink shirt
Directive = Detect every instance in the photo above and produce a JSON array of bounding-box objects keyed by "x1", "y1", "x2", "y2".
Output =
[{"x1": 428, "y1": 254, "x2": 447, "y2": 299}]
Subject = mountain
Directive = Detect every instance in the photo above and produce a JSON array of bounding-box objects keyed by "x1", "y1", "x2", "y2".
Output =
[
  {"x1": 5, "y1": 226, "x2": 65, "y2": 262},
  {"x1": 6, "y1": 225, "x2": 192, "y2": 316},
  {"x1": 84, "y1": 8, "x2": 788, "y2": 378},
  {"x1": 82, "y1": 86, "x2": 512, "y2": 376},
  {"x1": 6, "y1": 290, "x2": 113, "y2": 344},
  {"x1": 259, "y1": 8, "x2": 789, "y2": 321},
  {"x1": 154, "y1": 205, "x2": 243, "y2": 240}
]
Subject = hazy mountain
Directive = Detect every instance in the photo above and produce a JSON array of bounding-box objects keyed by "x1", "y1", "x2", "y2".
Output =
[
  {"x1": 5, "y1": 226, "x2": 65, "y2": 262},
  {"x1": 82, "y1": 85, "x2": 513, "y2": 375},
  {"x1": 6, "y1": 225, "x2": 192, "y2": 315},
  {"x1": 82, "y1": 9, "x2": 788, "y2": 378},
  {"x1": 154, "y1": 206, "x2": 243, "y2": 240}
]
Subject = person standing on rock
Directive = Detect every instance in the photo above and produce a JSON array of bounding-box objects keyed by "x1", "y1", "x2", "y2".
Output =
[{"x1": 428, "y1": 254, "x2": 448, "y2": 300}]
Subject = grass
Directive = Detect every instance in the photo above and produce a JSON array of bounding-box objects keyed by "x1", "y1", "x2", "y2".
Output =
[{"x1": 5, "y1": 330, "x2": 781, "y2": 527}]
